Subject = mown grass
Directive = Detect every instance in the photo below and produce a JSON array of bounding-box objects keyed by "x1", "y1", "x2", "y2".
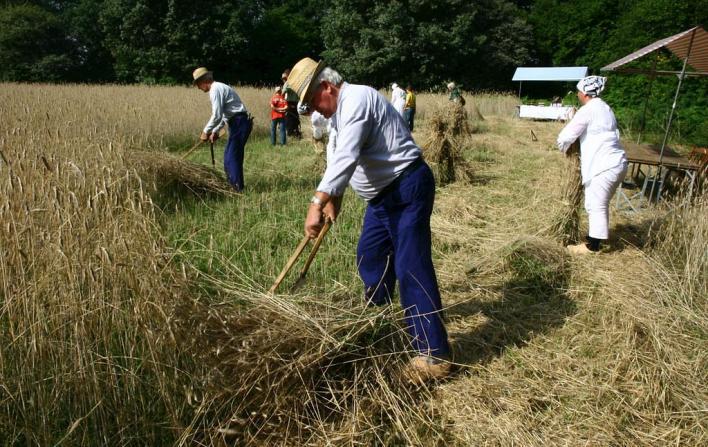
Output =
[{"x1": 162, "y1": 137, "x2": 366, "y2": 293}]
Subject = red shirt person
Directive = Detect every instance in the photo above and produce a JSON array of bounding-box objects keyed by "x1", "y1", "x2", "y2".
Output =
[{"x1": 270, "y1": 86, "x2": 288, "y2": 146}]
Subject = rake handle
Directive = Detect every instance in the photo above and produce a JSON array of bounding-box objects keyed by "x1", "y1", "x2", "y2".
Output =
[
  {"x1": 297, "y1": 219, "x2": 332, "y2": 281},
  {"x1": 180, "y1": 139, "x2": 205, "y2": 159},
  {"x1": 269, "y1": 234, "x2": 311, "y2": 294}
]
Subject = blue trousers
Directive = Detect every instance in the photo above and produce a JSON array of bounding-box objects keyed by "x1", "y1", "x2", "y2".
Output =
[
  {"x1": 357, "y1": 161, "x2": 450, "y2": 358},
  {"x1": 224, "y1": 115, "x2": 251, "y2": 191},
  {"x1": 270, "y1": 117, "x2": 286, "y2": 145},
  {"x1": 403, "y1": 108, "x2": 415, "y2": 131}
]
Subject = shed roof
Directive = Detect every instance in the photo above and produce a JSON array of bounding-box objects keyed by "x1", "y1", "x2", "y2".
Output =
[
  {"x1": 602, "y1": 26, "x2": 708, "y2": 73},
  {"x1": 512, "y1": 67, "x2": 589, "y2": 82}
]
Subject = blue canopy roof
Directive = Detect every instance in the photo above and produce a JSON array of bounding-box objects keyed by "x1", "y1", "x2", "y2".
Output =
[{"x1": 512, "y1": 67, "x2": 589, "y2": 82}]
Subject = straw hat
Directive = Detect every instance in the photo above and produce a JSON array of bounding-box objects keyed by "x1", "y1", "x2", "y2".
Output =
[
  {"x1": 287, "y1": 57, "x2": 326, "y2": 104},
  {"x1": 192, "y1": 67, "x2": 212, "y2": 84}
]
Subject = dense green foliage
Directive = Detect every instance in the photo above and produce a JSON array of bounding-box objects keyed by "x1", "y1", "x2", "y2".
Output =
[
  {"x1": 0, "y1": 0, "x2": 705, "y2": 142},
  {"x1": 0, "y1": 4, "x2": 78, "y2": 81},
  {"x1": 320, "y1": 0, "x2": 533, "y2": 89},
  {"x1": 528, "y1": 0, "x2": 708, "y2": 144}
]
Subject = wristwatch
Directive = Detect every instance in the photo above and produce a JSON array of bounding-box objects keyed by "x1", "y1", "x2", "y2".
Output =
[{"x1": 310, "y1": 195, "x2": 323, "y2": 207}]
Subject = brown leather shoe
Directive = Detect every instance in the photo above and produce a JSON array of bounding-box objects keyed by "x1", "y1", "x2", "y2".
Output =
[
  {"x1": 566, "y1": 242, "x2": 594, "y2": 255},
  {"x1": 403, "y1": 355, "x2": 452, "y2": 385}
]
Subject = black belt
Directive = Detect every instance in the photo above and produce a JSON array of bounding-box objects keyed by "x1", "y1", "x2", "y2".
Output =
[
  {"x1": 370, "y1": 157, "x2": 424, "y2": 204},
  {"x1": 228, "y1": 112, "x2": 248, "y2": 122}
]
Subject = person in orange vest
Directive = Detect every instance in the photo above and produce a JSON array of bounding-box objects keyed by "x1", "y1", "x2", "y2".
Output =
[{"x1": 270, "y1": 86, "x2": 288, "y2": 146}]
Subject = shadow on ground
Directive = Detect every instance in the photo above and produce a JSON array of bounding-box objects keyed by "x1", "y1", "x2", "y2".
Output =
[
  {"x1": 608, "y1": 214, "x2": 663, "y2": 251},
  {"x1": 445, "y1": 239, "x2": 577, "y2": 366}
]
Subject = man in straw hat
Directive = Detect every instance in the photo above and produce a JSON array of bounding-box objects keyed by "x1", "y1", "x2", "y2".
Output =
[
  {"x1": 193, "y1": 67, "x2": 252, "y2": 192},
  {"x1": 288, "y1": 57, "x2": 451, "y2": 383},
  {"x1": 557, "y1": 75, "x2": 627, "y2": 255}
]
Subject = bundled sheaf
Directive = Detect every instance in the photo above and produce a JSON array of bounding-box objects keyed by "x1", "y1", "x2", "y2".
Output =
[
  {"x1": 550, "y1": 141, "x2": 583, "y2": 245},
  {"x1": 128, "y1": 150, "x2": 236, "y2": 196},
  {"x1": 422, "y1": 104, "x2": 475, "y2": 185}
]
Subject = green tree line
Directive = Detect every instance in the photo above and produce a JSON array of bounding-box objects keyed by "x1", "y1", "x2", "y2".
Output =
[{"x1": 0, "y1": 0, "x2": 706, "y2": 142}]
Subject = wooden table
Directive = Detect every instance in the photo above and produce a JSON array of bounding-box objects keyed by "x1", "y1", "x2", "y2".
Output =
[
  {"x1": 617, "y1": 142, "x2": 700, "y2": 210},
  {"x1": 623, "y1": 142, "x2": 699, "y2": 170}
]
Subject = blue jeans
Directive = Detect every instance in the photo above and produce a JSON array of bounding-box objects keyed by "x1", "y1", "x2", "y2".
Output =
[
  {"x1": 271, "y1": 117, "x2": 286, "y2": 145},
  {"x1": 357, "y1": 162, "x2": 450, "y2": 358},
  {"x1": 224, "y1": 115, "x2": 251, "y2": 191},
  {"x1": 403, "y1": 108, "x2": 415, "y2": 131}
]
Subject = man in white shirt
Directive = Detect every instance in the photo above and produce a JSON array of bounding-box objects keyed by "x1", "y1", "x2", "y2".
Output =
[
  {"x1": 390, "y1": 82, "x2": 406, "y2": 117},
  {"x1": 310, "y1": 110, "x2": 330, "y2": 154},
  {"x1": 557, "y1": 76, "x2": 627, "y2": 255},
  {"x1": 193, "y1": 67, "x2": 252, "y2": 191},
  {"x1": 287, "y1": 58, "x2": 451, "y2": 383}
]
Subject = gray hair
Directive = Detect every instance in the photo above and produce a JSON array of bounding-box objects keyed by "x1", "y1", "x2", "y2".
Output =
[{"x1": 315, "y1": 67, "x2": 343, "y2": 86}]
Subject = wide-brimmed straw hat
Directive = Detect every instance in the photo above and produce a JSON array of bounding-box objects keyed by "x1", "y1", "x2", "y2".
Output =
[
  {"x1": 287, "y1": 57, "x2": 326, "y2": 105},
  {"x1": 192, "y1": 67, "x2": 212, "y2": 84}
]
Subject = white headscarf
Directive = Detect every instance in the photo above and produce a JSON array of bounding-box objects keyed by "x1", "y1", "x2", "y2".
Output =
[
  {"x1": 576, "y1": 76, "x2": 606, "y2": 97},
  {"x1": 391, "y1": 82, "x2": 399, "y2": 90}
]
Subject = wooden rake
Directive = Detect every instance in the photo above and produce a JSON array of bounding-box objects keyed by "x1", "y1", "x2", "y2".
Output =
[
  {"x1": 181, "y1": 128, "x2": 226, "y2": 162},
  {"x1": 180, "y1": 139, "x2": 204, "y2": 160},
  {"x1": 269, "y1": 218, "x2": 332, "y2": 294}
]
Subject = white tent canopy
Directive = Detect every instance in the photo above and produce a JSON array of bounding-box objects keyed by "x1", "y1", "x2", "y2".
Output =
[{"x1": 512, "y1": 66, "x2": 589, "y2": 82}]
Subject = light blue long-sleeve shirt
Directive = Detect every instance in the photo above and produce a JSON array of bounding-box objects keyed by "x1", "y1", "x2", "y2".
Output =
[
  {"x1": 203, "y1": 81, "x2": 248, "y2": 134},
  {"x1": 317, "y1": 83, "x2": 421, "y2": 201}
]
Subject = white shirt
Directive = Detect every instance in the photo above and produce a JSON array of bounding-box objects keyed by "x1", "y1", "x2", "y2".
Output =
[
  {"x1": 203, "y1": 81, "x2": 247, "y2": 135},
  {"x1": 310, "y1": 110, "x2": 330, "y2": 140},
  {"x1": 391, "y1": 86, "x2": 406, "y2": 116},
  {"x1": 317, "y1": 83, "x2": 421, "y2": 200},
  {"x1": 557, "y1": 97, "x2": 626, "y2": 185}
]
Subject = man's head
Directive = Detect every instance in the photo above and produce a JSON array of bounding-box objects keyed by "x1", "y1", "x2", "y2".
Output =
[
  {"x1": 406, "y1": 84, "x2": 413, "y2": 91},
  {"x1": 192, "y1": 67, "x2": 213, "y2": 92},
  {"x1": 447, "y1": 82, "x2": 455, "y2": 91},
  {"x1": 287, "y1": 57, "x2": 342, "y2": 118},
  {"x1": 281, "y1": 69, "x2": 290, "y2": 83}
]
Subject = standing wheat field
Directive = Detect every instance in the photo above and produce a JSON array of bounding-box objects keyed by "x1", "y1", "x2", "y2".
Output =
[{"x1": 0, "y1": 83, "x2": 705, "y2": 446}]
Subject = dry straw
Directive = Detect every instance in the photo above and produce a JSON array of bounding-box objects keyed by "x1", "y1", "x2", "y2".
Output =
[
  {"x1": 422, "y1": 104, "x2": 475, "y2": 185},
  {"x1": 128, "y1": 150, "x2": 236, "y2": 197},
  {"x1": 161, "y1": 275, "x2": 447, "y2": 445},
  {"x1": 550, "y1": 141, "x2": 582, "y2": 244}
]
